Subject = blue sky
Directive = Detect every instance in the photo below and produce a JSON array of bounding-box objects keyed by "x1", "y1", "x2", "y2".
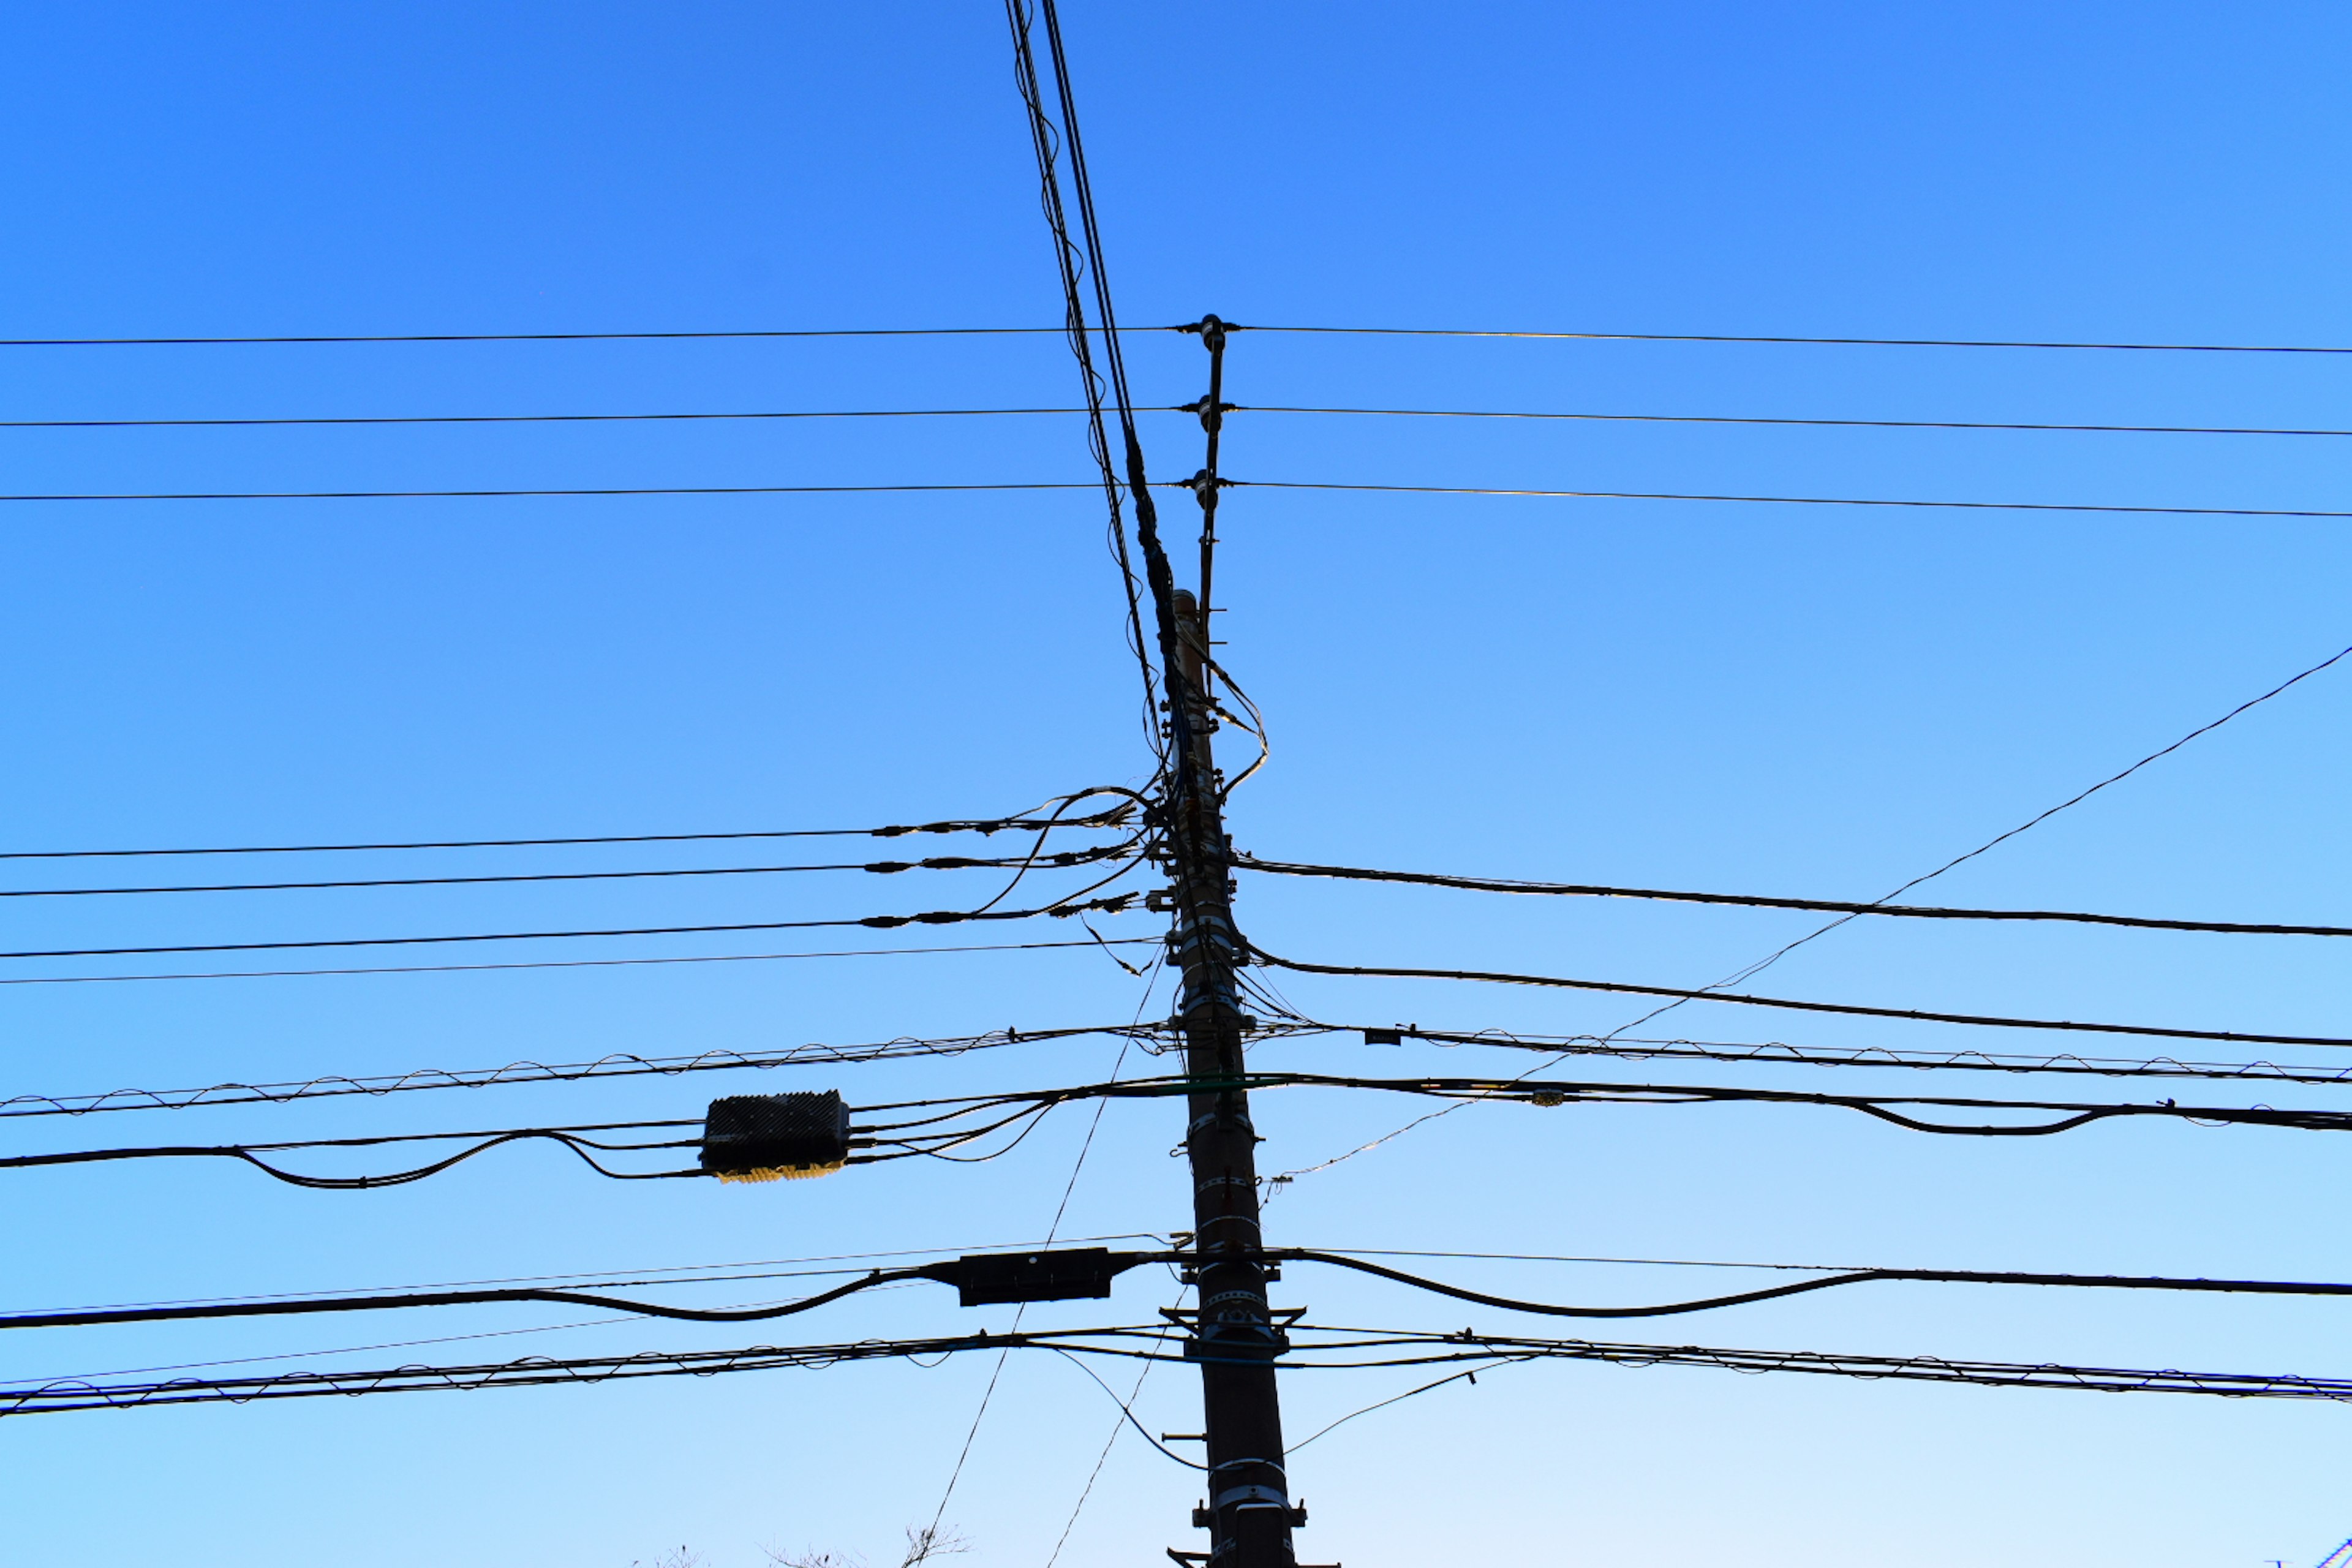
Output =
[{"x1": 2, "y1": 3, "x2": 2350, "y2": 1564}]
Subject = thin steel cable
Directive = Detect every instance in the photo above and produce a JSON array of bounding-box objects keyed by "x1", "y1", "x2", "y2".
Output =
[
  {"x1": 1238, "y1": 325, "x2": 2352, "y2": 355},
  {"x1": 1235, "y1": 479, "x2": 2352, "y2": 521},
  {"x1": 1238, "y1": 405, "x2": 2352, "y2": 439},
  {"x1": 1275, "y1": 638, "x2": 2352, "y2": 1180}
]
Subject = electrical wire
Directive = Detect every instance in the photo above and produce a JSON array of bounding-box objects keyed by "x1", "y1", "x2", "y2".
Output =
[
  {"x1": 0, "y1": 889, "x2": 1142, "y2": 961},
  {"x1": 1232, "y1": 479, "x2": 2352, "y2": 521},
  {"x1": 1257, "y1": 1250, "x2": 2352, "y2": 1318},
  {"x1": 0, "y1": 935, "x2": 1161, "y2": 989},
  {"x1": 0, "y1": 407, "x2": 1099, "y2": 429},
  {"x1": 0, "y1": 801, "x2": 1133, "y2": 860},
  {"x1": 0, "y1": 1268, "x2": 938, "y2": 1332},
  {"x1": 1272, "y1": 1327, "x2": 2352, "y2": 1402},
  {"x1": 0, "y1": 1327, "x2": 1185, "y2": 1416},
  {"x1": 28, "y1": 1242, "x2": 2334, "y2": 1334},
  {"x1": 18, "y1": 322, "x2": 2346, "y2": 353},
  {"x1": 1247, "y1": 947, "x2": 2352, "y2": 1050},
  {"x1": 854, "y1": 1069, "x2": 2352, "y2": 1140},
  {"x1": 0, "y1": 845, "x2": 1140, "y2": 901},
  {"x1": 1, "y1": 481, "x2": 1117, "y2": 503},
  {"x1": 1237, "y1": 856, "x2": 2352, "y2": 938},
  {"x1": 1347, "y1": 1022, "x2": 2352, "y2": 1088},
  {"x1": 0, "y1": 1022, "x2": 1173, "y2": 1118},
  {"x1": 1235, "y1": 324, "x2": 2352, "y2": 355},
  {"x1": 22, "y1": 1233, "x2": 1172, "y2": 1319},
  {"x1": 1237, "y1": 405, "x2": 2352, "y2": 439},
  {"x1": 0, "y1": 1118, "x2": 709, "y2": 1189},
  {"x1": 7, "y1": 1324, "x2": 2345, "y2": 1417},
  {"x1": 0, "y1": 326, "x2": 1164, "y2": 347},
  {"x1": 1005, "y1": 0, "x2": 1164, "y2": 771}
]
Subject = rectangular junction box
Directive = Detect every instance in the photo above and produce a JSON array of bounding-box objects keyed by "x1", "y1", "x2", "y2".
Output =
[{"x1": 700, "y1": 1090, "x2": 851, "y2": 1182}]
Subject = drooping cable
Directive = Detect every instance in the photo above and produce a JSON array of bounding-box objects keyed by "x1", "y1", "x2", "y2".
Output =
[
  {"x1": 1237, "y1": 856, "x2": 2352, "y2": 938},
  {"x1": 1247, "y1": 947, "x2": 2352, "y2": 1050},
  {"x1": 0, "y1": 889, "x2": 1142, "y2": 962}
]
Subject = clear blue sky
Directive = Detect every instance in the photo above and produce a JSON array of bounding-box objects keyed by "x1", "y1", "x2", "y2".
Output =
[{"x1": 3, "y1": 3, "x2": 2350, "y2": 1564}]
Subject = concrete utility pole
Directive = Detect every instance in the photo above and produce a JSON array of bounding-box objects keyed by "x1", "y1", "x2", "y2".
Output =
[{"x1": 1165, "y1": 315, "x2": 1301, "y2": 1568}]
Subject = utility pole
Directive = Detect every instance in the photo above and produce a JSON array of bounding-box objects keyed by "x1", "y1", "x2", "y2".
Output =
[{"x1": 1166, "y1": 315, "x2": 1300, "y2": 1568}]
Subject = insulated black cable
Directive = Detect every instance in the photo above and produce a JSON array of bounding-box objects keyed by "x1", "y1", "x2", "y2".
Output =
[
  {"x1": 0, "y1": 935, "x2": 1163, "y2": 990},
  {"x1": 1350, "y1": 1022, "x2": 2352, "y2": 1088},
  {"x1": 1248, "y1": 948, "x2": 2352, "y2": 1050},
  {"x1": 848, "y1": 1069, "x2": 2352, "y2": 1139},
  {"x1": 0, "y1": 845, "x2": 1140, "y2": 900},
  {"x1": 0, "y1": 407, "x2": 1103, "y2": 429},
  {"x1": 1259, "y1": 1250, "x2": 2352, "y2": 1318},
  {"x1": 0, "y1": 1268, "x2": 938, "y2": 1332},
  {"x1": 31, "y1": 1233, "x2": 1174, "y2": 1318},
  {"x1": 0, "y1": 327, "x2": 1175, "y2": 347},
  {"x1": 0, "y1": 889, "x2": 1141, "y2": 961},
  {"x1": 0, "y1": 1127, "x2": 704, "y2": 1189},
  {"x1": 1238, "y1": 405, "x2": 2352, "y2": 439},
  {"x1": 1005, "y1": 0, "x2": 1164, "y2": 774},
  {"x1": 0, "y1": 481, "x2": 1115, "y2": 503},
  {"x1": 1234, "y1": 480, "x2": 2352, "y2": 521},
  {"x1": 0, "y1": 804, "x2": 1134, "y2": 861},
  {"x1": 1237, "y1": 857, "x2": 2352, "y2": 938},
  {"x1": 1237, "y1": 325, "x2": 2352, "y2": 355}
]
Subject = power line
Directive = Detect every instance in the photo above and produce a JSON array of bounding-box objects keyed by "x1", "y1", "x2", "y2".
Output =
[
  {"x1": 30, "y1": 1233, "x2": 1171, "y2": 1319},
  {"x1": 1239, "y1": 405, "x2": 2352, "y2": 439},
  {"x1": 1238, "y1": 856, "x2": 2352, "y2": 938},
  {"x1": 12, "y1": 1242, "x2": 2337, "y2": 1336},
  {"x1": 1247, "y1": 948, "x2": 2352, "y2": 1050},
  {"x1": 1287, "y1": 1327, "x2": 2352, "y2": 1401},
  {"x1": 1351, "y1": 1022, "x2": 2352, "y2": 1088},
  {"x1": 0, "y1": 407, "x2": 1100, "y2": 429},
  {"x1": 0, "y1": 481, "x2": 1110, "y2": 503},
  {"x1": 0, "y1": 802, "x2": 1133, "y2": 861},
  {"x1": 1237, "y1": 324, "x2": 2352, "y2": 355},
  {"x1": 0, "y1": 1022, "x2": 1180, "y2": 1118},
  {"x1": 0, "y1": 889, "x2": 1140, "y2": 961},
  {"x1": 6, "y1": 1322, "x2": 2345, "y2": 1417},
  {"x1": 0, "y1": 1327, "x2": 1180, "y2": 1416},
  {"x1": 1261, "y1": 1250, "x2": 2352, "y2": 1317},
  {"x1": 852, "y1": 1068, "x2": 2352, "y2": 1139},
  {"x1": 0, "y1": 935, "x2": 1161, "y2": 990},
  {"x1": 0, "y1": 1123, "x2": 704, "y2": 1189},
  {"x1": 18, "y1": 403, "x2": 2346, "y2": 440},
  {"x1": 18, "y1": 322, "x2": 2345, "y2": 354},
  {"x1": 0, "y1": 326, "x2": 1160, "y2": 348},
  {"x1": 0, "y1": 845, "x2": 1136, "y2": 900},
  {"x1": 1234, "y1": 479, "x2": 2352, "y2": 521}
]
